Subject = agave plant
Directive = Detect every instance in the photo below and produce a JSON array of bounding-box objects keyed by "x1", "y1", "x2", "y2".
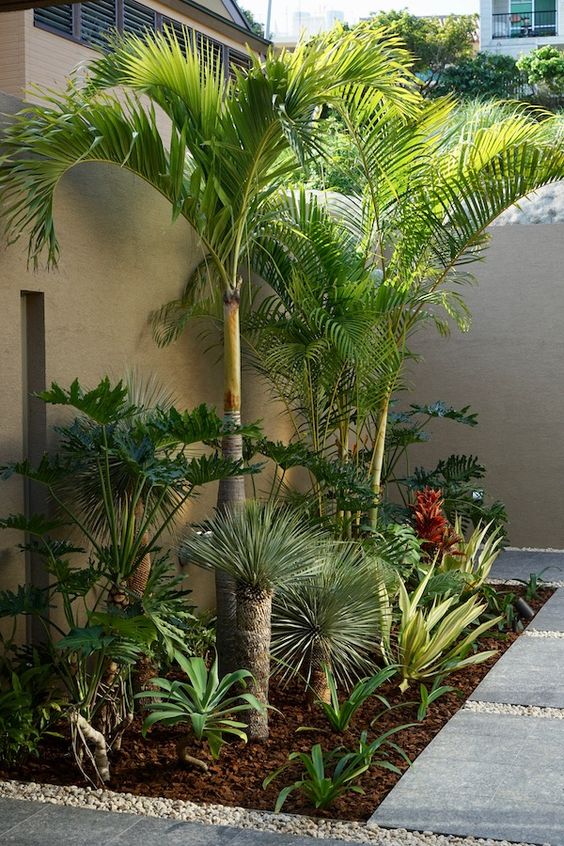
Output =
[
  {"x1": 137, "y1": 652, "x2": 263, "y2": 763},
  {"x1": 181, "y1": 501, "x2": 323, "y2": 738},
  {"x1": 271, "y1": 541, "x2": 391, "y2": 701}
]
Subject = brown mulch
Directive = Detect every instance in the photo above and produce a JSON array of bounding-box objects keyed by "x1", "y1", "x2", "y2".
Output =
[{"x1": 0, "y1": 587, "x2": 553, "y2": 821}]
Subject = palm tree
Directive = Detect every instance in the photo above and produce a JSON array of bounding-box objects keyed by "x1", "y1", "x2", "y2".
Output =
[
  {"x1": 334, "y1": 98, "x2": 564, "y2": 528},
  {"x1": 244, "y1": 100, "x2": 564, "y2": 531},
  {"x1": 180, "y1": 500, "x2": 322, "y2": 739},
  {"x1": 0, "y1": 25, "x2": 419, "y2": 671}
]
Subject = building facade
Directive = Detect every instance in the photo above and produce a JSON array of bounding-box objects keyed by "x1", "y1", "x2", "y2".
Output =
[
  {"x1": 480, "y1": 0, "x2": 564, "y2": 56},
  {"x1": 0, "y1": 0, "x2": 268, "y2": 100}
]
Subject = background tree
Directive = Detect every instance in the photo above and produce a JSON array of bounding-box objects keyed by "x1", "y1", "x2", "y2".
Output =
[
  {"x1": 0, "y1": 26, "x2": 419, "y2": 674},
  {"x1": 518, "y1": 46, "x2": 564, "y2": 94},
  {"x1": 368, "y1": 10, "x2": 478, "y2": 94},
  {"x1": 432, "y1": 53, "x2": 525, "y2": 100}
]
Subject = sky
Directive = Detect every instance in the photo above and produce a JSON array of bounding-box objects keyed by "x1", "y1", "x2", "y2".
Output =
[{"x1": 243, "y1": 0, "x2": 479, "y2": 35}]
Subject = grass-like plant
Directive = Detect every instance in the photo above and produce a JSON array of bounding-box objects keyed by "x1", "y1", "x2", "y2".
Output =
[
  {"x1": 137, "y1": 652, "x2": 263, "y2": 763},
  {"x1": 181, "y1": 501, "x2": 323, "y2": 739},
  {"x1": 264, "y1": 726, "x2": 411, "y2": 812},
  {"x1": 313, "y1": 665, "x2": 397, "y2": 733},
  {"x1": 271, "y1": 541, "x2": 390, "y2": 701},
  {"x1": 381, "y1": 567, "x2": 501, "y2": 691}
]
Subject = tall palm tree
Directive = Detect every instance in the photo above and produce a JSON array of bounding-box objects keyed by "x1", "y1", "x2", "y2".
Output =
[
  {"x1": 335, "y1": 98, "x2": 564, "y2": 528},
  {"x1": 244, "y1": 100, "x2": 564, "y2": 530},
  {"x1": 0, "y1": 25, "x2": 419, "y2": 671}
]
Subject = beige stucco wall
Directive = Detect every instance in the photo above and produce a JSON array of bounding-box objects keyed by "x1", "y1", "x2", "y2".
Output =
[
  {"x1": 409, "y1": 221, "x2": 564, "y2": 548},
  {"x1": 0, "y1": 91, "x2": 289, "y2": 627}
]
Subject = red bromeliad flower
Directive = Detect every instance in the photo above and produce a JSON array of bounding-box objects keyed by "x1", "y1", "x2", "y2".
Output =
[{"x1": 412, "y1": 487, "x2": 461, "y2": 560}]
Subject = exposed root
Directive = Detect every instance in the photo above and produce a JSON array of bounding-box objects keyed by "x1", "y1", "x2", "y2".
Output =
[
  {"x1": 176, "y1": 738, "x2": 209, "y2": 771},
  {"x1": 73, "y1": 713, "x2": 111, "y2": 783}
]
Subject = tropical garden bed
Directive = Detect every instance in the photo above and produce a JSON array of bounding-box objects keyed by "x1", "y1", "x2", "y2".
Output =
[{"x1": 0, "y1": 587, "x2": 552, "y2": 821}]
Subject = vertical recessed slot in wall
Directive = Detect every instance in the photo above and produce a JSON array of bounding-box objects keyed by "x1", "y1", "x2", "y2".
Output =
[{"x1": 21, "y1": 291, "x2": 48, "y2": 644}]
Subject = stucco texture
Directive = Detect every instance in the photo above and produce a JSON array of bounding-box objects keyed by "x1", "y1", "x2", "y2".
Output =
[{"x1": 410, "y1": 221, "x2": 564, "y2": 548}]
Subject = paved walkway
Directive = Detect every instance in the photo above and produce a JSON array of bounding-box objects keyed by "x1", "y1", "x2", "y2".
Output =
[
  {"x1": 370, "y1": 549, "x2": 564, "y2": 846},
  {"x1": 0, "y1": 798, "x2": 345, "y2": 846}
]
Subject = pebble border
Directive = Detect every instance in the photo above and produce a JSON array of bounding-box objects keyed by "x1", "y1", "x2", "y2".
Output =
[
  {"x1": 524, "y1": 630, "x2": 564, "y2": 639},
  {"x1": 0, "y1": 779, "x2": 537, "y2": 846},
  {"x1": 464, "y1": 700, "x2": 564, "y2": 720}
]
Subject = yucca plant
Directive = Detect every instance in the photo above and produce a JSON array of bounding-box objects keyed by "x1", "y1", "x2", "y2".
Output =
[
  {"x1": 271, "y1": 541, "x2": 391, "y2": 701},
  {"x1": 137, "y1": 652, "x2": 262, "y2": 764},
  {"x1": 0, "y1": 24, "x2": 420, "y2": 673},
  {"x1": 381, "y1": 566, "x2": 501, "y2": 691},
  {"x1": 181, "y1": 501, "x2": 323, "y2": 738}
]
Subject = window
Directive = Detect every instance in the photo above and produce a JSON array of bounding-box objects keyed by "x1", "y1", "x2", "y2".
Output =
[
  {"x1": 123, "y1": 0, "x2": 156, "y2": 37},
  {"x1": 34, "y1": 3, "x2": 74, "y2": 36},
  {"x1": 81, "y1": 0, "x2": 117, "y2": 48},
  {"x1": 33, "y1": 2, "x2": 258, "y2": 75}
]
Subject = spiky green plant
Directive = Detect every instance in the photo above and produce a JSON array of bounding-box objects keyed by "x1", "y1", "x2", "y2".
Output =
[
  {"x1": 271, "y1": 541, "x2": 391, "y2": 700},
  {"x1": 181, "y1": 501, "x2": 323, "y2": 739}
]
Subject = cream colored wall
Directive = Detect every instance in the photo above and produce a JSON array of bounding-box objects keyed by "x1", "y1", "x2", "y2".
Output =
[
  {"x1": 408, "y1": 222, "x2": 564, "y2": 549},
  {"x1": 0, "y1": 91, "x2": 290, "y2": 622},
  {"x1": 0, "y1": 11, "x2": 26, "y2": 97}
]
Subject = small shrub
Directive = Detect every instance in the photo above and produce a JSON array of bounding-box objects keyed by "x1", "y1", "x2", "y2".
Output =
[
  {"x1": 137, "y1": 652, "x2": 264, "y2": 760},
  {"x1": 381, "y1": 566, "x2": 501, "y2": 691},
  {"x1": 0, "y1": 666, "x2": 61, "y2": 764}
]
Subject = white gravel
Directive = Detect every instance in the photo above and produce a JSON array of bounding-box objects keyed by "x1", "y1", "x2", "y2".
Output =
[
  {"x1": 0, "y1": 779, "x2": 537, "y2": 846},
  {"x1": 524, "y1": 629, "x2": 564, "y2": 638},
  {"x1": 464, "y1": 701, "x2": 564, "y2": 720}
]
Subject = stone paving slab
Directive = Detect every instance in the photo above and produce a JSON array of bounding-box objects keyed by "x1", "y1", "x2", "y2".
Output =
[
  {"x1": 491, "y1": 549, "x2": 564, "y2": 583},
  {"x1": 527, "y1": 588, "x2": 564, "y2": 632},
  {"x1": 0, "y1": 799, "x2": 345, "y2": 846},
  {"x1": 469, "y1": 635, "x2": 564, "y2": 707},
  {"x1": 369, "y1": 710, "x2": 564, "y2": 844}
]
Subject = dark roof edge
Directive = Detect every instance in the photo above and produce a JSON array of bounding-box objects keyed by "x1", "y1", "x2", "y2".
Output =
[{"x1": 166, "y1": 0, "x2": 270, "y2": 48}]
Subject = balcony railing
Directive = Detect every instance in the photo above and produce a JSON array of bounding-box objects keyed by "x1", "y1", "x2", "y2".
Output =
[{"x1": 492, "y1": 10, "x2": 557, "y2": 37}]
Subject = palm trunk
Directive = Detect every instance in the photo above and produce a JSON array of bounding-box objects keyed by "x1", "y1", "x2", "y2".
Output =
[
  {"x1": 216, "y1": 288, "x2": 245, "y2": 677},
  {"x1": 369, "y1": 395, "x2": 390, "y2": 531},
  {"x1": 127, "y1": 500, "x2": 151, "y2": 597},
  {"x1": 308, "y1": 642, "x2": 331, "y2": 704},
  {"x1": 236, "y1": 583, "x2": 271, "y2": 740}
]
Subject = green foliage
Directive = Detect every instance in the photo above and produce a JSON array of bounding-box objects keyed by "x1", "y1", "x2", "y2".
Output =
[
  {"x1": 0, "y1": 664, "x2": 62, "y2": 764},
  {"x1": 137, "y1": 652, "x2": 263, "y2": 758},
  {"x1": 481, "y1": 584, "x2": 521, "y2": 633},
  {"x1": 518, "y1": 46, "x2": 564, "y2": 94},
  {"x1": 516, "y1": 570, "x2": 547, "y2": 602},
  {"x1": 367, "y1": 11, "x2": 478, "y2": 92},
  {"x1": 264, "y1": 726, "x2": 411, "y2": 812},
  {"x1": 433, "y1": 53, "x2": 525, "y2": 100},
  {"x1": 417, "y1": 679, "x2": 457, "y2": 720},
  {"x1": 381, "y1": 566, "x2": 501, "y2": 691},
  {"x1": 240, "y1": 6, "x2": 265, "y2": 37},
  {"x1": 315, "y1": 665, "x2": 397, "y2": 732},
  {"x1": 271, "y1": 541, "x2": 391, "y2": 687}
]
